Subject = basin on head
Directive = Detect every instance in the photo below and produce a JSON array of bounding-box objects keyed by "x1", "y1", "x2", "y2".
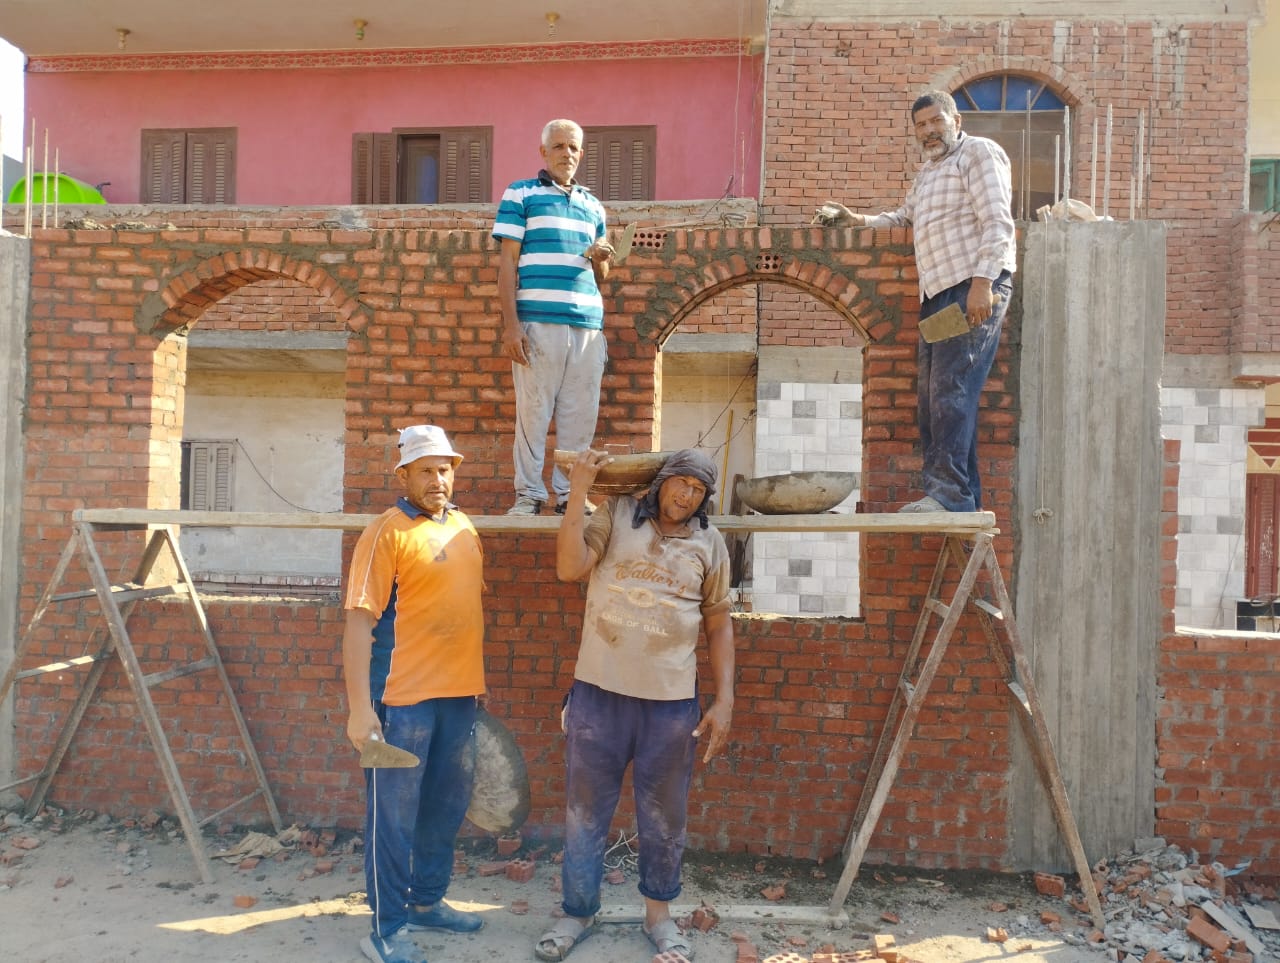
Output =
[{"x1": 552, "y1": 449, "x2": 675, "y2": 496}]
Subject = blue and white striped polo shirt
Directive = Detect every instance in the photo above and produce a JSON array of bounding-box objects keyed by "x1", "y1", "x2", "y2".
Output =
[{"x1": 492, "y1": 170, "x2": 607, "y2": 330}]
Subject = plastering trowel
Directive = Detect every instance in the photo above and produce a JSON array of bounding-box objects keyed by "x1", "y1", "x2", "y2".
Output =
[
  {"x1": 359, "y1": 732, "x2": 420, "y2": 768},
  {"x1": 918, "y1": 303, "x2": 973, "y2": 343},
  {"x1": 919, "y1": 293, "x2": 1003, "y2": 343}
]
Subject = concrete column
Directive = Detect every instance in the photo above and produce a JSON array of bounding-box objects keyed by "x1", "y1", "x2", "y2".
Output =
[
  {"x1": 0, "y1": 233, "x2": 30, "y2": 804},
  {"x1": 1012, "y1": 220, "x2": 1166, "y2": 869}
]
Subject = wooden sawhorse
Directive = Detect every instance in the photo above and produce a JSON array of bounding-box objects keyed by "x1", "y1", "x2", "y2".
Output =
[
  {"x1": 0, "y1": 518, "x2": 282, "y2": 882},
  {"x1": 828, "y1": 531, "x2": 1105, "y2": 928}
]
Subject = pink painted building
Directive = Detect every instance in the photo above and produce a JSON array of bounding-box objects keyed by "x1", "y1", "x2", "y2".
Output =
[{"x1": 22, "y1": 45, "x2": 762, "y2": 206}]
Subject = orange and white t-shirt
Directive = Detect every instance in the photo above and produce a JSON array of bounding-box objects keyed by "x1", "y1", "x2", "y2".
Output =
[{"x1": 345, "y1": 499, "x2": 485, "y2": 706}]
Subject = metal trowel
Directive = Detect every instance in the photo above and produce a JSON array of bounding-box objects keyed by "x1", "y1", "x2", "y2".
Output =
[
  {"x1": 613, "y1": 223, "x2": 636, "y2": 261},
  {"x1": 359, "y1": 733, "x2": 420, "y2": 768},
  {"x1": 918, "y1": 303, "x2": 972, "y2": 343}
]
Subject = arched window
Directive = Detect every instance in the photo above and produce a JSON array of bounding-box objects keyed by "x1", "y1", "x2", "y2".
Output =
[{"x1": 954, "y1": 75, "x2": 1067, "y2": 219}]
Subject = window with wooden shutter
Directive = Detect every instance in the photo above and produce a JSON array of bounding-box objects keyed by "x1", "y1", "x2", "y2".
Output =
[
  {"x1": 580, "y1": 126, "x2": 656, "y2": 201},
  {"x1": 140, "y1": 129, "x2": 236, "y2": 203},
  {"x1": 352, "y1": 132, "x2": 396, "y2": 204},
  {"x1": 351, "y1": 127, "x2": 492, "y2": 204},
  {"x1": 1246, "y1": 472, "x2": 1279, "y2": 599},
  {"x1": 182, "y1": 441, "x2": 235, "y2": 512}
]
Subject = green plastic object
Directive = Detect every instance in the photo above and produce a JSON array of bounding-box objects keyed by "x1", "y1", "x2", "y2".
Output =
[{"x1": 7, "y1": 172, "x2": 106, "y2": 205}]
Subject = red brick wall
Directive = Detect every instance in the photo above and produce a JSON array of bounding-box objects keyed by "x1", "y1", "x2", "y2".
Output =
[
  {"x1": 1156, "y1": 630, "x2": 1280, "y2": 871},
  {"x1": 13, "y1": 215, "x2": 1020, "y2": 870},
  {"x1": 762, "y1": 18, "x2": 1250, "y2": 355},
  {"x1": 1154, "y1": 439, "x2": 1278, "y2": 875},
  {"x1": 1234, "y1": 214, "x2": 1280, "y2": 356}
]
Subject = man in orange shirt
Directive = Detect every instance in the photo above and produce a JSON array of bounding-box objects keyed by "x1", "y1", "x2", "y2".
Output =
[{"x1": 342, "y1": 425, "x2": 486, "y2": 963}]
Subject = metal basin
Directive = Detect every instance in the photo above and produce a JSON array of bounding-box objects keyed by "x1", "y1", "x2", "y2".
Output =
[
  {"x1": 734, "y1": 471, "x2": 858, "y2": 515},
  {"x1": 553, "y1": 449, "x2": 674, "y2": 496}
]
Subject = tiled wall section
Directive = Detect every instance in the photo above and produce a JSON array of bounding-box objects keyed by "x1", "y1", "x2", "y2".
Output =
[
  {"x1": 750, "y1": 380, "x2": 862, "y2": 616},
  {"x1": 1162, "y1": 385, "x2": 1266, "y2": 629}
]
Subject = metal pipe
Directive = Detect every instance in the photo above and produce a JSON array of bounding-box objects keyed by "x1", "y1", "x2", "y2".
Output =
[
  {"x1": 41, "y1": 127, "x2": 48, "y2": 229},
  {"x1": 1090, "y1": 115, "x2": 1098, "y2": 212},
  {"x1": 23, "y1": 144, "x2": 32, "y2": 237},
  {"x1": 1054, "y1": 133, "x2": 1061, "y2": 208},
  {"x1": 24, "y1": 117, "x2": 34, "y2": 236},
  {"x1": 1062, "y1": 104, "x2": 1072, "y2": 204},
  {"x1": 1103, "y1": 104, "x2": 1113, "y2": 219},
  {"x1": 1024, "y1": 91, "x2": 1033, "y2": 220},
  {"x1": 53, "y1": 147, "x2": 60, "y2": 227},
  {"x1": 1019, "y1": 130, "x2": 1028, "y2": 220},
  {"x1": 1141, "y1": 108, "x2": 1152, "y2": 217}
]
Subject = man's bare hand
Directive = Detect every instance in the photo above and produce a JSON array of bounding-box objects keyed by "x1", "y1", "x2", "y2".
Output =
[
  {"x1": 965, "y1": 279, "x2": 997, "y2": 327},
  {"x1": 569, "y1": 448, "x2": 613, "y2": 493},
  {"x1": 813, "y1": 202, "x2": 864, "y2": 227},
  {"x1": 501, "y1": 326, "x2": 530, "y2": 366},
  {"x1": 582, "y1": 241, "x2": 615, "y2": 264},
  {"x1": 692, "y1": 698, "x2": 733, "y2": 763},
  {"x1": 346, "y1": 703, "x2": 382, "y2": 753}
]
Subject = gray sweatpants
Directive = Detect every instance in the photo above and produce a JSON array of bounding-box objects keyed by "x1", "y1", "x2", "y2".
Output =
[{"x1": 511, "y1": 321, "x2": 606, "y2": 503}]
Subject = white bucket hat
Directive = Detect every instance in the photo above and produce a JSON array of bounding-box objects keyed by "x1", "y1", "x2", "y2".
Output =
[{"x1": 396, "y1": 425, "x2": 463, "y2": 469}]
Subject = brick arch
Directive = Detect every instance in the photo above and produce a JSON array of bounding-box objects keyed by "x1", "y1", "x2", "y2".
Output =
[
  {"x1": 135, "y1": 248, "x2": 367, "y2": 336},
  {"x1": 931, "y1": 58, "x2": 1088, "y2": 108},
  {"x1": 627, "y1": 232, "x2": 898, "y2": 345}
]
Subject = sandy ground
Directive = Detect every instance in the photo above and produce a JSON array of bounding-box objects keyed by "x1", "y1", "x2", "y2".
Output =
[{"x1": 0, "y1": 808, "x2": 1120, "y2": 963}]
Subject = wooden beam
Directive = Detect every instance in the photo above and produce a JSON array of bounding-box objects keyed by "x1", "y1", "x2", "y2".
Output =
[{"x1": 74, "y1": 508, "x2": 997, "y2": 536}]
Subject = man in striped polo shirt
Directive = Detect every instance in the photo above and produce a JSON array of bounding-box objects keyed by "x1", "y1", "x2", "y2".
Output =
[{"x1": 493, "y1": 119, "x2": 616, "y2": 516}]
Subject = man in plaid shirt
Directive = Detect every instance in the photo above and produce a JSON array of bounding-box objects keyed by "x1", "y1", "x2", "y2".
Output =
[{"x1": 821, "y1": 89, "x2": 1016, "y2": 514}]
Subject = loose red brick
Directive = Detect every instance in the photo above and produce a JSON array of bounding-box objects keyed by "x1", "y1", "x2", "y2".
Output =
[
  {"x1": 233, "y1": 894, "x2": 258, "y2": 909},
  {"x1": 496, "y1": 833, "x2": 522, "y2": 857},
  {"x1": 1189, "y1": 916, "x2": 1234, "y2": 953},
  {"x1": 1034, "y1": 872, "x2": 1066, "y2": 898},
  {"x1": 505, "y1": 857, "x2": 535, "y2": 883}
]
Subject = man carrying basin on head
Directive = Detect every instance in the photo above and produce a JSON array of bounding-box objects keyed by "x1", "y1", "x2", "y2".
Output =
[
  {"x1": 341, "y1": 424, "x2": 486, "y2": 963},
  {"x1": 534, "y1": 448, "x2": 736, "y2": 962}
]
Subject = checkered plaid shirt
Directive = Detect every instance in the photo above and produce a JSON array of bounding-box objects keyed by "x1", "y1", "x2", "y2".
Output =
[{"x1": 868, "y1": 132, "x2": 1016, "y2": 300}]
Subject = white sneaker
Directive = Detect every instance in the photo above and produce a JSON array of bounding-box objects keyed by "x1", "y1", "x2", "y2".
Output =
[
  {"x1": 898, "y1": 495, "x2": 947, "y2": 513},
  {"x1": 505, "y1": 496, "x2": 544, "y2": 516}
]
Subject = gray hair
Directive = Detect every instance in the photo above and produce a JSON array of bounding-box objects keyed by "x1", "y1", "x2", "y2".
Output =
[
  {"x1": 541, "y1": 119, "x2": 583, "y2": 147},
  {"x1": 911, "y1": 90, "x2": 959, "y2": 121}
]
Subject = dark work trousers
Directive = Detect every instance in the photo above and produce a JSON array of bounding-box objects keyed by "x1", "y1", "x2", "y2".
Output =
[
  {"x1": 560, "y1": 680, "x2": 700, "y2": 919},
  {"x1": 364, "y1": 696, "x2": 477, "y2": 939},
  {"x1": 917, "y1": 271, "x2": 1013, "y2": 512}
]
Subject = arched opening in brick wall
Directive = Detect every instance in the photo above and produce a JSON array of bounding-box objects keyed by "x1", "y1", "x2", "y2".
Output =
[
  {"x1": 140, "y1": 257, "x2": 360, "y2": 595},
  {"x1": 651, "y1": 266, "x2": 876, "y2": 617},
  {"x1": 179, "y1": 277, "x2": 348, "y2": 594}
]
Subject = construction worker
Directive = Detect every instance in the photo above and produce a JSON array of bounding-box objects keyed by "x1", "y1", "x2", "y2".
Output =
[
  {"x1": 341, "y1": 425, "x2": 486, "y2": 963},
  {"x1": 820, "y1": 89, "x2": 1016, "y2": 513}
]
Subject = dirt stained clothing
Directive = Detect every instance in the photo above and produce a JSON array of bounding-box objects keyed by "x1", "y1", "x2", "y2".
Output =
[
  {"x1": 865, "y1": 131, "x2": 1016, "y2": 512},
  {"x1": 576, "y1": 494, "x2": 732, "y2": 701},
  {"x1": 558, "y1": 492, "x2": 731, "y2": 919}
]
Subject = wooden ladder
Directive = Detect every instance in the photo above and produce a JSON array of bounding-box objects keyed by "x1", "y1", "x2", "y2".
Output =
[
  {"x1": 0, "y1": 520, "x2": 282, "y2": 882},
  {"x1": 828, "y1": 532, "x2": 1105, "y2": 928}
]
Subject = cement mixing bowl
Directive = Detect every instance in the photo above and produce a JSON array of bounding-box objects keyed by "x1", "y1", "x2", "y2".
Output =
[
  {"x1": 734, "y1": 471, "x2": 857, "y2": 515},
  {"x1": 553, "y1": 449, "x2": 674, "y2": 496}
]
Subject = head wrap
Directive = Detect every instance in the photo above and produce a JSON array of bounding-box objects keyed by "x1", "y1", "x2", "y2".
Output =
[{"x1": 632, "y1": 449, "x2": 718, "y2": 531}]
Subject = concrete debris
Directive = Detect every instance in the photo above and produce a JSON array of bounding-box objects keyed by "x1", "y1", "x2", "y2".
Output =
[{"x1": 1020, "y1": 842, "x2": 1280, "y2": 963}]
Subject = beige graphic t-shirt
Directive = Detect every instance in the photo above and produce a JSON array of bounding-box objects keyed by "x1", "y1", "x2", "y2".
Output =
[{"x1": 575, "y1": 495, "x2": 731, "y2": 701}]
